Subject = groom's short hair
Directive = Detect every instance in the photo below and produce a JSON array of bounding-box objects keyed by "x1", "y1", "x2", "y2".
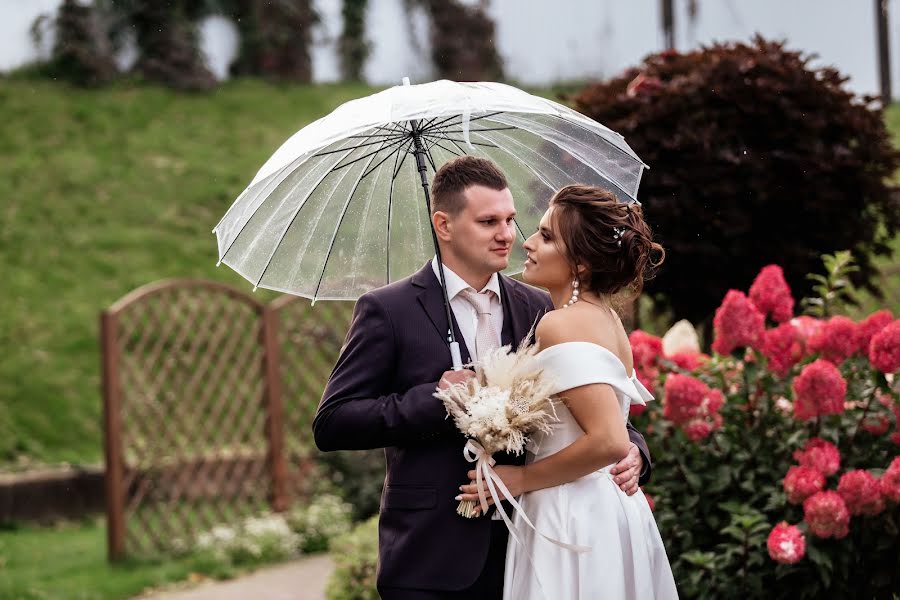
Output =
[{"x1": 431, "y1": 156, "x2": 508, "y2": 216}]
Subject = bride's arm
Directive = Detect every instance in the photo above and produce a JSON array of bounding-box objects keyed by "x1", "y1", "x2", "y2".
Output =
[
  {"x1": 459, "y1": 383, "x2": 631, "y2": 504},
  {"x1": 459, "y1": 317, "x2": 632, "y2": 504}
]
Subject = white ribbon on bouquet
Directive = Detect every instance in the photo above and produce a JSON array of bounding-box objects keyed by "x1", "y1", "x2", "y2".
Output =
[{"x1": 463, "y1": 439, "x2": 590, "y2": 553}]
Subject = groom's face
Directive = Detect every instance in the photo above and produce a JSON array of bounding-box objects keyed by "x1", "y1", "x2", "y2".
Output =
[{"x1": 446, "y1": 184, "x2": 517, "y2": 277}]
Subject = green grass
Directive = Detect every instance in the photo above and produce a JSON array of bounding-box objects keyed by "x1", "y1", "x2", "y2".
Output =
[
  {"x1": 0, "y1": 76, "x2": 374, "y2": 465},
  {"x1": 0, "y1": 77, "x2": 898, "y2": 466},
  {"x1": 0, "y1": 518, "x2": 233, "y2": 600}
]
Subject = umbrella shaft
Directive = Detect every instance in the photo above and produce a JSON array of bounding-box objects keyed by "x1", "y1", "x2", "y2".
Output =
[{"x1": 411, "y1": 125, "x2": 458, "y2": 354}]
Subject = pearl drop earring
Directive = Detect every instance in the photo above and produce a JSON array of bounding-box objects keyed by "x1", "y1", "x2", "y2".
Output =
[{"x1": 563, "y1": 278, "x2": 580, "y2": 308}]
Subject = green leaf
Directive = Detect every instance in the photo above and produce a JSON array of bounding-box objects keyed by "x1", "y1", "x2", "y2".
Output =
[{"x1": 806, "y1": 542, "x2": 833, "y2": 572}]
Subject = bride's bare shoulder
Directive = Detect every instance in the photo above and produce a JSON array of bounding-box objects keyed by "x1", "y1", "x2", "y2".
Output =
[{"x1": 536, "y1": 306, "x2": 620, "y2": 352}]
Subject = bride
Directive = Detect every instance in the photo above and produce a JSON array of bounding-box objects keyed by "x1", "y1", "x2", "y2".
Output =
[{"x1": 459, "y1": 184, "x2": 678, "y2": 599}]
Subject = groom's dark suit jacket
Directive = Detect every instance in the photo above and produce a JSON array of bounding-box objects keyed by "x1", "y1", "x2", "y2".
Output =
[{"x1": 313, "y1": 263, "x2": 651, "y2": 593}]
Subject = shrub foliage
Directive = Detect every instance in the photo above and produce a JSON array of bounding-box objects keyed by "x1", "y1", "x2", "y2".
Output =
[{"x1": 572, "y1": 38, "x2": 900, "y2": 325}]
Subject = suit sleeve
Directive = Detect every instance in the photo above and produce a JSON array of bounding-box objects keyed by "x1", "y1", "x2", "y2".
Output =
[
  {"x1": 312, "y1": 293, "x2": 456, "y2": 451},
  {"x1": 626, "y1": 421, "x2": 652, "y2": 486}
]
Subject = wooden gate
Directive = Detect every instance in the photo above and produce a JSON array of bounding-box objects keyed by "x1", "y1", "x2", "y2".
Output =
[{"x1": 101, "y1": 279, "x2": 354, "y2": 559}]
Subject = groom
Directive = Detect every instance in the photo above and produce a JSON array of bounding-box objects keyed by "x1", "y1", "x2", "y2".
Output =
[{"x1": 313, "y1": 156, "x2": 651, "y2": 599}]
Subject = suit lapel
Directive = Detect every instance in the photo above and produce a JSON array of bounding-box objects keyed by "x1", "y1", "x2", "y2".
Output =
[
  {"x1": 498, "y1": 275, "x2": 534, "y2": 348},
  {"x1": 411, "y1": 264, "x2": 473, "y2": 364}
]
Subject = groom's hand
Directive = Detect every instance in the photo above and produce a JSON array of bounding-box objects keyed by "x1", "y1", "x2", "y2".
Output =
[
  {"x1": 610, "y1": 443, "x2": 642, "y2": 496},
  {"x1": 438, "y1": 368, "x2": 475, "y2": 390}
]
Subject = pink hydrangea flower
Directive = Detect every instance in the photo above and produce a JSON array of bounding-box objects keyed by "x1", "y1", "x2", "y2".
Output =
[
  {"x1": 666, "y1": 351, "x2": 708, "y2": 372},
  {"x1": 783, "y1": 466, "x2": 826, "y2": 504},
  {"x1": 791, "y1": 316, "x2": 824, "y2": 351},
  {"x1": 880, "y1": 457, "x2": 900, "y2": 503},
  {"x1": 793, "y1": 438, "x2": 841, "y2": 476},
  {"x1": 711, "y1": 290, "x2": 766, "y2": 355},
  {"x1": 792, "y1": 359, "x2": 847, "y2": 421},
  {"x1": 803, "y1": 491, "x2": 850, "y2": 539},
  {"x1": 767, "y1": 522, "x2": 806, "y2": 564},
  {"x1": 630, "y1": 330, "x2": 663, "y2": 392},
  {"x1": 762, "y1": 322, "x2": 803, "y2": 377},
  {"x1": 861, "y1": 414, "x2": 890, "y2": 436},
  {"x1": 869, "y1": 320, "x2": 900, "y2": 374},
  {"x1": 749, "y1": 265, "x2": 795, "y2": 323},
  {"x1": 807, "y1": 316, "x2": 860, "y2": 363},
  {"x1": 662, "y1": 374, "x2": 724, "y2": 441},
  {"x1": 837, "y1": 470, "x2": 885, "y2": 516},
  {"x1": 857, "y1": 310, "x2": 893, "y2": 353}
]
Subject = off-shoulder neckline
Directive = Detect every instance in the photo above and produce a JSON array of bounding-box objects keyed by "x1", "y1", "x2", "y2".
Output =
[{"x1": 538, "y1": 341, "x2": 638, "y2": 381}]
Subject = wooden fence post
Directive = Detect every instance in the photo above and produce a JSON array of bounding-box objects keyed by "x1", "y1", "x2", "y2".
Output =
[
  {"x1": 262, "y1": 306, "x2": 289, "y2": 512},
  {"x1": 100, "y1": 310, "x2": 126, "y2": 561}
]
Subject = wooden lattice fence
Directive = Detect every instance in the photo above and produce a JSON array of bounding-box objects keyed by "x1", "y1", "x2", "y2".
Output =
[
  {"x1": 271, "y1": 295, "x2": 355, "y2": 501},
  {"x1": 100, "y1": 279, "x2": 354, "y2": 560}
]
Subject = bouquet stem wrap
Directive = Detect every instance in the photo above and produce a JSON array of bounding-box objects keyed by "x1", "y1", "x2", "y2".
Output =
[{"x1": 462, "y1": 440, "x2": 590, "y2": 553}]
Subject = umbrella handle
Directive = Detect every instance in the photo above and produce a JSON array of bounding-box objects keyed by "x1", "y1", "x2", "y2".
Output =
[{"x1": 450, "y1": 342, "x2": 463, "y2": 370}]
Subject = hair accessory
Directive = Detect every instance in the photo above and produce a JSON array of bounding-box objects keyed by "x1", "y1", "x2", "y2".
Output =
[
  {"x1": 612, "y1": 227, "x2": 625, "y2": 247},
  {"x1": 563, "y1": 277, "x2": 580, "y2": 308}
]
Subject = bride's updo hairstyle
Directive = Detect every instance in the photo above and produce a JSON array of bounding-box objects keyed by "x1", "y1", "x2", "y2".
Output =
[{"x1": 550, "y1": 184, "x2": 664, "y2": 297}]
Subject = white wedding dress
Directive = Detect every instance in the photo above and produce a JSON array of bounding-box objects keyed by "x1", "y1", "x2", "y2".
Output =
[{"x1": 503, "y1": 342, "x2": 678, "y2": 599}]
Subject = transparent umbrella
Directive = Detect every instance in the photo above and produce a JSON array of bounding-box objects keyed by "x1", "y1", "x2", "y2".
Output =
[{"x1": 213, "y1": 78, "x2": 646, "y2": 367}]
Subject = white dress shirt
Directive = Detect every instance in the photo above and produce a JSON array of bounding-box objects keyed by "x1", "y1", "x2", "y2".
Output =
[
  {"x1": 432, "y1": 257, "x2": 505, "y2": 519},
  {"x1": 431, "y1": 257, "x2": 504, "y2": 362}
]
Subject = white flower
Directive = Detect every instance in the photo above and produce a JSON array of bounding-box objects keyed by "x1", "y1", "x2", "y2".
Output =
[
  {"x1": 467, "y1": 387, "x2": 510, "y2": 432},
  {"x1": 775, "y1": 396, "x2": 793, "y2": 415},
  {"x1": 662, "y1": 319, "x2": 701, "y2": 356},
  {"x1": 211, "y1": 525, "x2": 237, "y2": 544},
  {"x1": 244, "y1": 515, "x2": 291, "y2": 538},
  {"x1": 779, "y1": 539, "x2": 798, "y2": 561}
]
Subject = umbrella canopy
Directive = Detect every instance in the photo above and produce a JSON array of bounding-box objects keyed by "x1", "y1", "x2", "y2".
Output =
[{"x1": 213, "y1": 80, "x2": 646, "y2": 302}]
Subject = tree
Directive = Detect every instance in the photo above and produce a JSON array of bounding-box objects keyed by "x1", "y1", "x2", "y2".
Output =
[
  {"x1": 408, "y1": 0, "x2": 503, "y2": 81},
  {"x1": 103, "y1": 0, "x2": 217, "y2": 91},
  {"x1": 225, "y1": 0, "x2": 319, "y2": 82},
  {"x1": 338, "y1": 0, "x2": 370, "y2": 81},
  {"x1": 572, "y1": 38, "x2": 900, "y2": 326},
  {"x1": 31, "y1": 0, "x2": 119, "y2": 86}
]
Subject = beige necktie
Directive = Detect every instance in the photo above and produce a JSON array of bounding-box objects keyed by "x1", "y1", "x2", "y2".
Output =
[{"x1": 459, "y1": 289, "x2": 501, "y2": 361}]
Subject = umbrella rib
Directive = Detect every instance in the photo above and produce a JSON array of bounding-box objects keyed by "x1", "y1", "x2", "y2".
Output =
[
  {"x1": 421, "y1": 141, "x2": 438, "y2": 171},
  {"x1": 425, "y1": 138, "x2": 462, "y2": 158},
  {"x1": 386, "y1": 139, "x2": 408, "y2": 285},
  {"x1": 214, "y1": 150, "x2": 303, "y2": 237},
  {"x1": 423, "y1": 134, "x2": 498, "y2": 149},
  {"x1": 467, "y1": 129, "x2": 556, "y2": 190},
  {"x1": 418, "y1": 116, "x2": 439, "y2": 132},
  {"x1": 422, "y1": 111, "x2": 503, "y2": 134},
  {"x1": 311, "y1": 145, "x2": 387, "y2": 299},
  {"x1": 425, "y1": 126, "x2": 518, "y2": 135},
  {"x1": 316, "y1": 133, "x2": 409, "y2": 156},
  {"x1": 375, "y1": 123, "x2": 408, "y2": 137},
  {"x1": 251, "y1": 147, "x2": 356, "y2": 289},
  {"x1": 512, "y1": 217, "x2": 528, "y2": 243},
  {"x1": 392, "y1": 139, "x2": 415, "y2": 180},
  {"x1": 345, "y1": 128, "x2": 409, "y2": 139},
  {"x1": 444, "y1": 137, "x2": 469, "y2": 156},
  {"x1": 549, "y1": 114, "x2": 646, "y2": 166},
  {"x1": 360, "y1": 142, "x2": 408, "y2": 180},
  {"x1": 218, "y1": 139, "x2": 360, "y2": 262},
  {"x1": 331, "y1": 135, "x2": 410, "y2": 171},
  {"x1": 492, "y1": 113, "x2": 642, "y2": 199}
]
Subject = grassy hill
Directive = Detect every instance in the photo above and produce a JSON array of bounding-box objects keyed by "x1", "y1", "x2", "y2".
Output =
[
  {"x1": 1, "y1": 77, "x2": 897, "y2": 467},
  {"x1": 0, "y1": 77, "x2": 373, "y2": 465}
]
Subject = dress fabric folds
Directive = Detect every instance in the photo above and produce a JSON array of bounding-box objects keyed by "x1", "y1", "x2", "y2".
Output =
[{"x1": 503, "y1": 342, "x2": 678, "y2": 600}]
